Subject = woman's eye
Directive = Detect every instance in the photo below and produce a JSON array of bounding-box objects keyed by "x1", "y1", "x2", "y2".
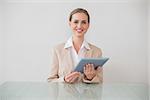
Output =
[
  {"x1": 82, "y1": 21, "x2": 86, "y2": 24},
  {"x1": 74, "y1": 21, "x2": 78, "y2": 24}
]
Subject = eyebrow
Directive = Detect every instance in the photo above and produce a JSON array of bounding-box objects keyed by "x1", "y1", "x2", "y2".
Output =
[{"x1": 73, "y1": 19, "x2": 87, "y2": 22}]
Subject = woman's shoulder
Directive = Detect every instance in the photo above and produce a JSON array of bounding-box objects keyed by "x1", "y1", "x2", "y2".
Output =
[
  {"x1": 88, "y1": 43, "x2": 102, "y2": 57},
  {"x1": 54, "y1": 43, "x2": 65, "y2": 49},
  {"x1": 88, "y1": 43, "x2": 102, "y2": 52},
  {"x1": 52, "y1": 43, "x2": 66, "y2": 52}
]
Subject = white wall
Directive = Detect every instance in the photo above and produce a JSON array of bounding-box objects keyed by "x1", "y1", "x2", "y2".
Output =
[
  {"x1": 0, "y1": 1, "x2": 5, "y2": 85},
  {"x1": 148, "y1": 0, "x2": 150, "y2": 97},
  {"x1": 1, "y1": 0, "x2": 148, "y2": 84},
  {"x1": 0, "y1": 2, "x2": 2, "y2": 84}
]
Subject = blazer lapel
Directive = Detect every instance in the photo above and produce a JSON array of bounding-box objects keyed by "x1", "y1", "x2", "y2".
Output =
[
  {"x1": 64, "y1": 48, "x2": 74, "y2": 70},
  {"x1": 62, "y1": 45, "x2": 93, "y2": 72}
]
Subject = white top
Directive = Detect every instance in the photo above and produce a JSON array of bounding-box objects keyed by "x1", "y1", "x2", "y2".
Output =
[{"x1": 64, "y1": 37, "x2": 90, "y2": 68}]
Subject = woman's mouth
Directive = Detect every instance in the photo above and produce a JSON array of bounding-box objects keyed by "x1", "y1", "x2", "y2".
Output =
[{"x1": 76, "y1": 29, "x2": 83, "y2": 33}]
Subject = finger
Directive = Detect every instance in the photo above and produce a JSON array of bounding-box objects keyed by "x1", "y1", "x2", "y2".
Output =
[
  {"x1": 90, "y1": 64, "x2": 94, "y2": 72},
  {"x1": 88, "y1": 64, "x2": 92, "y2": 73},
  {"x1": 88, "y1": 64, "x2": 93, "y2": 72},
  {"x1": 68, "y1": 77, "x2": 74, "y2": 83},
  {"x1": 65, "y1": 72, "x2": 76, "y2": 80},
  {"x1": 85, "y1": 64, "x2": 88, "y2": 70},
  {"x1": 84, "y1": 65, "x2": 86, "y2": 69},
  {"x1": 69, "y1": 74, "x2": 79, "y2": 83},
  {"x1": 65, "y1": 76, "x2": 72, "y2": 82},
  {"x1": 65, "y1": 74, "x2": 72, "y2": 80},
  {"x1": 67, "y1": 72, "x2": 80, "y2": 81},
  {"x1": 91, "y1": 63, "x2": 95, "y2": 70},
  {"x1": 91, "y1": 63, "x2": 94, "y2": 68},
  {"x1": 65, "y1": 77, "x2": 72, "y2": 83},
  {"x1": 70, "y1": 76, "x2": 78, "y2": 83},
  {"x1": 88, "y1": 64, "x2": 91, "y2": 72},
  {"x1": 84, "y1": 64, "x2": 88, "y2": 73},
  {"x1": 72, "y1": 72, "x2": 80, "y2": 77},
  {"x1": 86, "y1": 64, "x2": 90, "y2": 72},
  {"x1": 84, "y1": 66, "x2": 86, "y2": 73},
  {"x1": 68, "y1": 74, "x2": 77, "y2": 83}
]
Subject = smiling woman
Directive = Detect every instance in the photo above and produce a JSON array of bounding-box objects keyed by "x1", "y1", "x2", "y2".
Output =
[{"x1": 47, "y1": 8, "x2": 103, "y2": 84}]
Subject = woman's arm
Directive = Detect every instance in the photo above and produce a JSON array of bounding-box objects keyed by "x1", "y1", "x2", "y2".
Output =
[
  {"x1": 82, "y1": 47, "x2": 103, "y2": 83},
  {"x1": 47, "y1": 48, "x2": 65, "y2": 82}
]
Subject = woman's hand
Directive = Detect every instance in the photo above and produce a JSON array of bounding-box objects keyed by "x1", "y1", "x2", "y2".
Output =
[
  {"x1": 83, "y1": 63, "x2": 97, "y2": 80},
  {"x1": 64, "y1": 72, "x2": 81, "y2": 84}
]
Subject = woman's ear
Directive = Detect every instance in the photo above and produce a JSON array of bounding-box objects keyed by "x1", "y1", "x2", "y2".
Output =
[
  {"x1": 87, "y1": 23, "x2": 90, "y2": 29},
  {"x1": 69, "y1": 21, "x2": 71, "y2": 26}
]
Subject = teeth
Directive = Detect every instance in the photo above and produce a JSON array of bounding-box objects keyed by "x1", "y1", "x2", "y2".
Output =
[{"x1": 77, "y1": 29, "x2": 82, "y2": 32}]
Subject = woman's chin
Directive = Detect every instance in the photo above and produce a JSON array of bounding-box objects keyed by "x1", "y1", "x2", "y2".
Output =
[{"x1": 74, "y1": 32, "x2": 85, "y2": 37}]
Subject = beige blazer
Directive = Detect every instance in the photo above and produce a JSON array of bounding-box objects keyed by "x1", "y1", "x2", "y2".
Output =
[{"x1": 47, "y1": 43, "x2": 103, "y2": 83}]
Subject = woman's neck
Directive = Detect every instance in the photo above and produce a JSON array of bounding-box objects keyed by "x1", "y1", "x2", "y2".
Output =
[{"x1": 72, "y1": 36, "x2": 84, "y2": 54}]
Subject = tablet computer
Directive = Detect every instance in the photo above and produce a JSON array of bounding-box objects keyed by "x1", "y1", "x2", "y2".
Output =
[{"x1": 74, "y1": 57, "x2": 109, "y2": 73}]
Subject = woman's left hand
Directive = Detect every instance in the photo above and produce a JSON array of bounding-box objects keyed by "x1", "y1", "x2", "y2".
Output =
[{"x1": 83, "y1": 63, "x2": 96, "y2": 80}]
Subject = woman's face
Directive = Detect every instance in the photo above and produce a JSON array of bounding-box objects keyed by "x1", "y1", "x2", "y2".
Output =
[{"x1": 69, "y1": 12, "x2": 89, "y2": 38}]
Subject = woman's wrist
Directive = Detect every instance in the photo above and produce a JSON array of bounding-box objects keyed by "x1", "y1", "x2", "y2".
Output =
[{"x1": 84, "y1": 74, "x2": 96, "y2": 81}]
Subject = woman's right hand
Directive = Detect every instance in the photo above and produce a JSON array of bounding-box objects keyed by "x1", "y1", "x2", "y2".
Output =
[{"x1": 64, "y1": 72, "x2": 81, "y2": 84}]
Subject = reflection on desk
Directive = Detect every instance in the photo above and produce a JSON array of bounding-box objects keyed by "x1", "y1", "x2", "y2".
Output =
[{"x1": 0, "y1": 82, "x2": 148, "y2": 100}]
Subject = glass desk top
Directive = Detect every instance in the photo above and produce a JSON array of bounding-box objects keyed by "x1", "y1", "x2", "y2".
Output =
[{"x1": 0, "y1": 82, "x2": 149, "y2": 100}]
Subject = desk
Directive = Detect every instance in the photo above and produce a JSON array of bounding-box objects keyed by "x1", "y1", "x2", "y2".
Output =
[{"x1": 0, "y1": 82, "x2": 148, "y2": 100}]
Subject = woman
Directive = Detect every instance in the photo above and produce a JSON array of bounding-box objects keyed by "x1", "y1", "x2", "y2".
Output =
[{"x1": 48, "y1": 8, "x2": 103, "y2": 84}]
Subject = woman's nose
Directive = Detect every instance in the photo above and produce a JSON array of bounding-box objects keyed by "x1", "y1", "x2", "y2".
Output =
[{"x1": 77, "y1": 23, "x2": 82, "y2": 28}]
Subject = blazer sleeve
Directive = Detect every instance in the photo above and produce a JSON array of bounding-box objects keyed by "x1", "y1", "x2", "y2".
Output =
[
  {"x1": 47, "y1": 47, "x2": 65, "y2": 82},
  {"x1": 82, "y1": 48, "x2": 103, "y2": 84},
  {"x1": 82, "y1": 67, "x2": 103, "y2": 84}
]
